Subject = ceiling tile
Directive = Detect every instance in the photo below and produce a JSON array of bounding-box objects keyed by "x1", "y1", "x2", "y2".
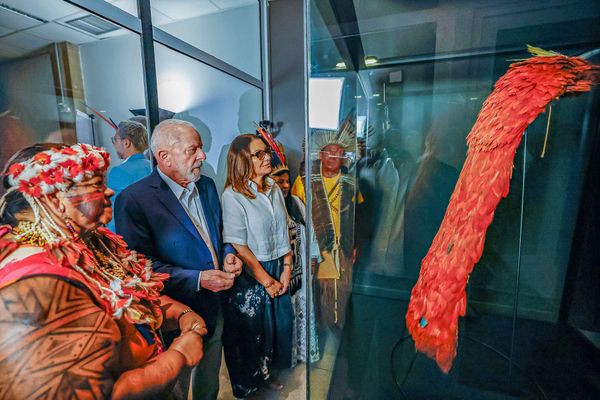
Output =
[
  {"x1": 210, "y1": 0, "x2": 257, "y2": 10},
  {"x1": 150, "y1": 8, "x2": 175, "y2": 26},
  {"x1": 0, "y1": 0, "x2": 82, "y2": 22},
  {"x1": 0, "y1": 6, "x2": 43, "y2": 31},
  {"x1": 27, "y1": 22, "x2": 96, "y2": 45},
  {"x1": 110, "y1": 0, "x2": 139, "y2": 17},
  {"x1": 0, "y1": 25, "x2": 13, "y2": 36},
  {"x1": 151, "y1": 0, "x2": 218, "y2": 22},
  {"x1": 0, "y1": 31, "x2": 52, "y2": 51}
]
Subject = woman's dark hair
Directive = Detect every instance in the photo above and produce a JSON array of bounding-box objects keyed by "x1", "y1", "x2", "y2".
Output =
[
  {"x1": 1, "y1": 143, "x2": 66, "y2": 227},
  {"x1": 274, "y1": 171, "x2": 305, "y2": 226},
  {"x1": 285, "y1": 190, "x2": 305, "y2": 226}
]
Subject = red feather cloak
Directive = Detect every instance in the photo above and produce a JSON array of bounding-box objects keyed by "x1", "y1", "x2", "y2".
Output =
[{"x1": 406, "y1": 49, "x2": 599, "y2": 373}]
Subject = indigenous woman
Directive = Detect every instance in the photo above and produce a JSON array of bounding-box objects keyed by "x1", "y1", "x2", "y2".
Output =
[
  {"x1": 0, "y1": 143, "x2": 206, "y2": 399},
  {"x1": 270, "y1": 146, "x2": 320, "y2": 365},
  {"x1": 221, "y1": 134, "x2": 293, "y2": 398}
]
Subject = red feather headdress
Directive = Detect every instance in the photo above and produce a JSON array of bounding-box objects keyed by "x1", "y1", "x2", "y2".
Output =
[{"x1": 255, "y1": 122, "x2": 286, "y2": 166}]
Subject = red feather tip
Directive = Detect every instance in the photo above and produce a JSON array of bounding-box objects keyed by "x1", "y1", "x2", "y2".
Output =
[{"x1": 254, "y1": 123, "x2": 286, "y2": 165}]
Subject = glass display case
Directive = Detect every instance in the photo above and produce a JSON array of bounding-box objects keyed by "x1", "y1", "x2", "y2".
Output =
[{"x1": 305, "y1": 0, "x2": 600, "y2": 398}]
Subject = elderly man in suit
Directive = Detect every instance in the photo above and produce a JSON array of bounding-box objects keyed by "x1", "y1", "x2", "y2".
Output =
[{"x1": 115, "y1": 119, "x2": 242, "y2": 400}]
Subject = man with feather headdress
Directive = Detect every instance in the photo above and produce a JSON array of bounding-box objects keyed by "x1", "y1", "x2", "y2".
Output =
[{"x1": 291, "y1": 113, "x2": 363, "y2": 329}]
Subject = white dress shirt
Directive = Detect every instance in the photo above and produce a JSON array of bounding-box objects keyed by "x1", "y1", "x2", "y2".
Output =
[
  {"x1": 222, "y1": 177, "x2": 291, "y2": 262},
  {"x1": 158, "y1": 168, "x2": 218, "y2": 289}
]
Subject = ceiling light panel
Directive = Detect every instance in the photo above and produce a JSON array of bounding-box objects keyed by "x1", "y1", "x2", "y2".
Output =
[
  {"x1": 65, "y1": 15, "x2": 120, "y2": 36},
  {"x1": 28, "y1": 22, "x2": 97, "y2": 44}
]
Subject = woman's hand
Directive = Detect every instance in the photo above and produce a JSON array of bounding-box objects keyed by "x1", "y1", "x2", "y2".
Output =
[
  {"x1": 279, "y1": 267, "x2": 291, "y2": 295},
  {"x1": 178, "y1": 310, "x2": 208, "y2": 337},
  {"x1": 170, "y1": 331, "x2": 204, "y2": 367},
  {"x1": 278, "y1": 252, "x2": 293, "y2": 295},
  {"x1": 264, "y1": 279, "x2": 283, "y2": 298},
  {"x1": 223, "y1": 253, "x2": 243, "y2": 277}
]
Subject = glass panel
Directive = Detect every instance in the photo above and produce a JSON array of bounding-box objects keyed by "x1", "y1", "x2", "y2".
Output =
[
  {"x1": 150, "y1": 0, "x2": 261, "y2": 80},
  {"x1": 307, "y1": 0, "x2": 600, "y2": 398},
  {"x1": 0, "y1": 0, "x2": 146, "y2": 166},
  {"x1": 0, "y1": 0, "x2": 148, "y2": 234},
  {"x1": 154, "y1": 42, "x2": 263, "y2": 194}
]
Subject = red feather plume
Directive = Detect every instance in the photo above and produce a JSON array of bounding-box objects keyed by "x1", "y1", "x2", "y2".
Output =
[{"x1": 406, "y1": 47, "x2": 599, "y2": 373}]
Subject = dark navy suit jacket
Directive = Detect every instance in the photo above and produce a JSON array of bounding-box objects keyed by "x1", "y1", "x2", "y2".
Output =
[{"x1": 114, "y1": 170, "x2": 234, "y2": 335}]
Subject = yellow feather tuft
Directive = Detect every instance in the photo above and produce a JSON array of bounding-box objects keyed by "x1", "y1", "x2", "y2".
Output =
[{"x1": 527, "y1": 44, "x2": 563, "y2": 57}]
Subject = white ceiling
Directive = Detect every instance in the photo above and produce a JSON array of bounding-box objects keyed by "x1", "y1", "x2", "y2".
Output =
[
  {"x1": 107, "y1": 0, "x2": 256, "y2": 25},
  {"x1": 0, "y1": 0, "x2": 256, "y2": 61}
]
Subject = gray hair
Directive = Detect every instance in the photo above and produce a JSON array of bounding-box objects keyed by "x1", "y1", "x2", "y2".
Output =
[
  {"x1": 117, "y1": 121, "x2": 148, "y2": 151},
  {"x1": 150, "y1": 119, "x2": 198, "y2": 156},
  {"x1": 129, "y1": 115, "x2": 147, "y2": 128}
]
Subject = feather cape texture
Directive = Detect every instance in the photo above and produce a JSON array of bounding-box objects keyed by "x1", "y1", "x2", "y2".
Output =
[{"x1": 405, "y1": 46, "x2": 599, "y2": 373}]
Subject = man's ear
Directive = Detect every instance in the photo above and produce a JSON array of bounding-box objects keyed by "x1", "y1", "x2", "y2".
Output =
[
  {"x1": 123, "y1": 138, "x2": 132, "y2": 149},
  {"x1": 157, "y1": 149, "x2": 169, "y2": 165}
]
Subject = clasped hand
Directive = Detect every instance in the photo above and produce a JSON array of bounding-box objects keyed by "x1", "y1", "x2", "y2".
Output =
[
  {"x1": 223, "y1": 253, "x2": 242, "y2": 277},
  {"x1": 264, "y1": 268, "x2": 291, "y2": 298},
  {"x1": 200, "y1": 269, "x2": 235, "y2": 292},
  {"x1": 171, "y1": 331, "x2": 204, "y2": 366},
  {"x1": 170, "y1": 310, "x2": 207, "y2": 366}
]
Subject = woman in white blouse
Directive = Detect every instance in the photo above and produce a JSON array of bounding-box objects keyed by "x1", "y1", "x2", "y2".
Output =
[{"x1": 221, "y1": 134, "x2": 293, "y2": 398}]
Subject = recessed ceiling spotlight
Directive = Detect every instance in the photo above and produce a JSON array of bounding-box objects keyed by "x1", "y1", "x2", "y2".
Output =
[
  {"x1": 364, "y1": 56, "x2": 379, "y2": 66},
  {"x1": 336, "y1": 61, "x2": 346, "y2": 69}
]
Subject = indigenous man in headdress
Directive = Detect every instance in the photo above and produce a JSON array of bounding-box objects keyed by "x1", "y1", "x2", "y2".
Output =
[{"x1": 291, "y1": 113, "x2": 363, "y2": 329}]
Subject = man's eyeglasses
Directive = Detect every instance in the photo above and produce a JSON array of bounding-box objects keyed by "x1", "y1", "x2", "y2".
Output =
[
  {"x1": 110, "y1": 135, "x2": 121, "y2": 144},
  {"x1": 251, "y1": 149, "x2": 273, "y2": 160}
]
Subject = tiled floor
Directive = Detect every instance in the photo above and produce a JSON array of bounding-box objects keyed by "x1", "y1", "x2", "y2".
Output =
[
  {"x1": 216, "y1": 329, "x2": 340, "y2": 399},
  {"x1": 217, "y1": 354, "x2": 306, "y2": 399}
]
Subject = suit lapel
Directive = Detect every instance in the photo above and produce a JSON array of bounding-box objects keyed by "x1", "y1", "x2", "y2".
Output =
[{"x1": 151, "y1": 172, "x2": 203, "y2": 244}]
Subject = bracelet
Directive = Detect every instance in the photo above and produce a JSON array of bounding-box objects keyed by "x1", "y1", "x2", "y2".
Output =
[
  {"x1": 177, "y1": 308, "x2": 193, "y2": 325},
  {"x1": 283, "y1": 263, "x2": 292, "y2": 268}
]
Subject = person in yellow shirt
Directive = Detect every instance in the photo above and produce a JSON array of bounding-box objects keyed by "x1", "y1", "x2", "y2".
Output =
[
  {"x1": 291, "y1": 149, "x2": 363, "y2": 237},
  {"x1": 292, "y1": 114, "x2": 362, "y2": 330}
]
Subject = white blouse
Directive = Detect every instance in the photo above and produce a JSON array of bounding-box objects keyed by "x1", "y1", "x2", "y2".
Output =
[{"x1": 222, "y1": 177, "x2": 291, "y2": 262}]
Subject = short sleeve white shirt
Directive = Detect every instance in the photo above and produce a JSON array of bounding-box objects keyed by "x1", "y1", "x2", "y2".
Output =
[{"x1": 221, "y1": 177, "x2": 291, "y2": 262}]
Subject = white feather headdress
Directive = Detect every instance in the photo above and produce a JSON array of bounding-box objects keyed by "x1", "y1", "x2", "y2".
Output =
[{"x1": 311, "y1": 112, "x2": 356, "y2": 158}]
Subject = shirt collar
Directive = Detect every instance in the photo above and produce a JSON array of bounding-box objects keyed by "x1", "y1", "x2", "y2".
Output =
[
  {"x1": 247, "y1": 176, "x2": 274, "y2": 194},
  {"x1": 123, "y1": 152, "x2": 145, "y2": 163},
  {"x1": 157, "y1": 167, "x2": 196, "y2": 201}
]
